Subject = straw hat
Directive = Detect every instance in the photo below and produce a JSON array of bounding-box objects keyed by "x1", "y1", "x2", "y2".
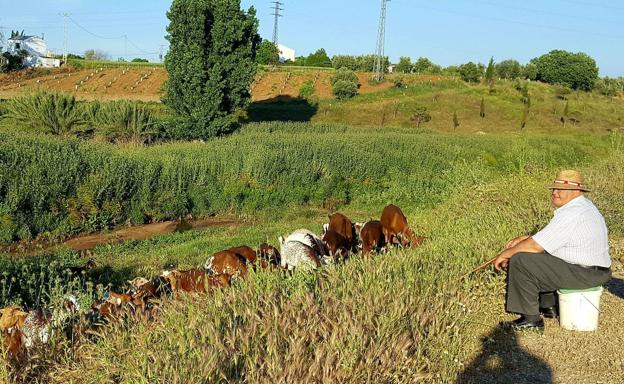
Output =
[{"x1": 546, "y1": 170, "x2": 590, "y2": 192}]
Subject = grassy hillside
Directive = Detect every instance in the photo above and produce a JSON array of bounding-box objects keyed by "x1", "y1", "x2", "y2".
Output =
[
  {"x1": 3, "y1": 66, "x2": 623, "y2": 134},
  {"x1": 0, "y1": 123, "x2": 616, "y2": 243},
  {"x1": 250, "y1": 77, "x2": 624, "y2": 133}
]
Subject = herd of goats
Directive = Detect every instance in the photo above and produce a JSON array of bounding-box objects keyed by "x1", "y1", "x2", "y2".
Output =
[{"x1": 0, "y1": 204, "x2": 424, "y2": 365}]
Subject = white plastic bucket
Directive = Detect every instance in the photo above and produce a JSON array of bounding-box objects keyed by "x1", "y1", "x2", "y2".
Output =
[{"x1": 557, "y1": 287, "x2": 603, "y2": 331}]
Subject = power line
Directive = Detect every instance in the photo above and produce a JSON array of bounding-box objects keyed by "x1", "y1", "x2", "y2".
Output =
[
  {"x1": 271, "y1": 1, "x2": 283, "y2": 46},
  {"x1": 67, "y1": 15, "x2": 125, "y2": 40},
  {"x1": 373, "y1": 0, "x2": 390, "y2": 81},
  {"x1": 127, "y1": 38, "x2": 159, "y2": 55}
]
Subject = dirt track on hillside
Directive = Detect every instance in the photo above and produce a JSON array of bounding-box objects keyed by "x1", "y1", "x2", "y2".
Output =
[{"x1": 0, "y1": 67, "x2": 403, "y2": 102}]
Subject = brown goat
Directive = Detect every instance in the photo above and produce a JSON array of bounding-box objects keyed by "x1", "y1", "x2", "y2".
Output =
[
  {"x1": 257, "y1": 243, "x2": 282, "y2": 269},
  {"x1": 380, "y1": 204, "x2": 418, "y2": 247},
  {"x1": 164, "y1": 269, "x2": 230, "y2": 294},
  {"x1": 205, "y1": 250, "x2": 248, "y2": 279},
  {"x1": 3, "y1": 327, "x2": 23, "y2": 361},
  {"x1": 322, "y1": 229, "x2": 351, "y2": 261},
  {"x1": 0, "y1": 306, "x2": 28, "y2": 332},
  {"x1": 228, "y1": 245, "x2": 257, "y2": 263},
  {"x1": 328, "y1": 212, "x2": 357, "y2": 248},
  {"x1": 360, "y1": 220, "x2": 386, "y2": 255}
]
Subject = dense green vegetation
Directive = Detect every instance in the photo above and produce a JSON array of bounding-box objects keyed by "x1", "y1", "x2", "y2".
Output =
[{"x1": 0, "y1": 124, "x2": 612, "y2": 244}]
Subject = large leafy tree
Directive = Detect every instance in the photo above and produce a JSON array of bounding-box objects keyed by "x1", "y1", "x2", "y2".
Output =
[
  {"x1": 530, "y1": 50, "x2": 598, "y2": 91},
  {"x1": 164, "y1": 0, "x2": 260, "y2": 139},
  {"x1": 256, "y1": 40, "x2": 279, "y2": 65},
  {"x1": 394, "y1": 56, "x2": 412, "y2": 73},
  {"x1": 496, "y1": 59, "x2": 522, "y2": 80},
  {"x1": 458, "y1": 62, "x2": 481, "y2": 83},
  {"x1": 305, "y1": 48, "x2": 332, "y2": 67}
]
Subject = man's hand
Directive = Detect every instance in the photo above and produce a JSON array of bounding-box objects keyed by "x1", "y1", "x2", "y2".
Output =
[
  {"x1": 493, "y1": 253, "x2": 510, "y2": 271},
  {"x1": 505, "y1": 235, "x2": 530, "y2": 250},
  {"x1": 494, "y1": 236, "x2": 545, "y2": 273}
]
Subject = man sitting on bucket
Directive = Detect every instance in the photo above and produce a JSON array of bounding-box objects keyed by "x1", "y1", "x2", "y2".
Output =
[{"x1": 493, "y1": 170, "x2": 611, "y2": 330}]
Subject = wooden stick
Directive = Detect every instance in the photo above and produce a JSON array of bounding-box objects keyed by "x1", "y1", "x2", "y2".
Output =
[{"x1": 460, "y1": 255, "x2": 498, "y2": 280}]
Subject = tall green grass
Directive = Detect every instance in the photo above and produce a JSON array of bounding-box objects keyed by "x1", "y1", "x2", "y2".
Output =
[
  {"x1": 0, "y1": 124, "x2": 608, "y2": 243},
  {"x1": 17, "y1": 151, "x2": 619, "y2": 384}
]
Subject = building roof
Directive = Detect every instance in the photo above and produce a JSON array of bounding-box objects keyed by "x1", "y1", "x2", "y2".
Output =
[{"x1": 8, "y1": 35, "x2": 37, "y2": 41}]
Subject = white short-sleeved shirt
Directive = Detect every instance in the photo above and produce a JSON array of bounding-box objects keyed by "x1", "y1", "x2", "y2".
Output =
[{"x1": 532, "y1": 195, "x2": 610, "y2": 268}]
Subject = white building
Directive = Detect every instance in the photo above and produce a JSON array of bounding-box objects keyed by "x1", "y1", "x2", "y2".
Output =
[
  {"x1": 277, "y1": 44, "x2": 295, "y2": 63},
  {"x1": 6, "y1": 35, "x2": 60, "y2": 68}
]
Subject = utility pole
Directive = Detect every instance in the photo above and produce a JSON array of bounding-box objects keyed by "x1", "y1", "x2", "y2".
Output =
[
  {"x1": 270, "y1": 1, "x2": 283, "y2": 46},
  {"x1": 159, "y1": 45, "x2": 165, "y2": 63},
  {"x1": 373, "y1": 0, "x2": 390, "y2": 82},
  {"x1": 124, "y1": 35, "x2": 127, "y2": 60},
  {"x1": 59, "y1": 13, "x2": 70, "y2": 64}
]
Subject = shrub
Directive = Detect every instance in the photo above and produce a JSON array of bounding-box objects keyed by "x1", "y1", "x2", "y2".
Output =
[
  {"x1": 3, "y1": 92, "x2": 86, "y2": 136},
  {"x1": 298, "y1": 80, "x2": 315, "y2": 99},
  {"x1": 458, "y1": 62, "x2": 481, "y2": 83},
  {"x1": 332, "y1": 80, "x2": 358, "y2": 100},
  {"x1": 495, "y1": 59, "x2": 522, "y2": 80},
  {"x1": 331, "y1": 67, "x2": 358, "y2": 86},
  {"x1": 256, "y1": 40, "x2": 280, "y2": 65},
  {"x1": 594, "y1": 77, "x2": 624, "y2": 97},
  {"x1": 394, "y1": 57, "x2": 412, "y2": 73},
  {"x1": 410, "y1": 106, "x2": 432, "y2": 127},
  {"x1": 86, "y1": 100, "x2": 158, "y2": 143},
  {"x1": 331, "y1": 67, "x2": 359, "y2": 100}
]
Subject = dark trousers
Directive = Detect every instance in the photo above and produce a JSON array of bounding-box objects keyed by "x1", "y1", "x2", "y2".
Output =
[{"x1": 506, "y1": 252, "x2": 611, "y2": 316}]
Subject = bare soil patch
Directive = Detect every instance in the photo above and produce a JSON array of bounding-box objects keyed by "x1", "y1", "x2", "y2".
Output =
[
  {"x1": 1, "y1": 68, "x2": 401, "y2": 102},
  {"x1": 1, "y1": 217, "x2": 241, "y2": 256}
]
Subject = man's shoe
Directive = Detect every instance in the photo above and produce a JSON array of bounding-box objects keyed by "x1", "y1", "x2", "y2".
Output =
[
  {"x1": 539, "y1": 306, "x2": 558, "y2": 319},
  {"x1": 501, "y1": 316, "x2": 544, "y2": 331}
]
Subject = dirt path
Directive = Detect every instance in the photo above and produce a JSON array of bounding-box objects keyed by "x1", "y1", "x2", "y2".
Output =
[
  {"x1": 1, "y1": 217, "x2": 241, "y2": 256},
  {"x1": 459, "y1": 239, "x2": 624, "y2": 383}
]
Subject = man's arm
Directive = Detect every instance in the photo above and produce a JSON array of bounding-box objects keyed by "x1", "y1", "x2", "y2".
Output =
[
  {"x1": 493, "y1": 237, "x2": 544, "y2": 271},
  {"x1": 505, "y1": 235, "x2": 531, "y2": 249}
]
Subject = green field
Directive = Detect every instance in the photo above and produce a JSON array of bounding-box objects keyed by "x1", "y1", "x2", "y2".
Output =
[{"x1": 1, "y1": 79, "x2": 624, "y2": 383}]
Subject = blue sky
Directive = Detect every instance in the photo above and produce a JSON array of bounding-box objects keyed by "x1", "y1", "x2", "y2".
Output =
[{"x1": 0, "y1": 0, "x2": 622, "y2": 76}]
